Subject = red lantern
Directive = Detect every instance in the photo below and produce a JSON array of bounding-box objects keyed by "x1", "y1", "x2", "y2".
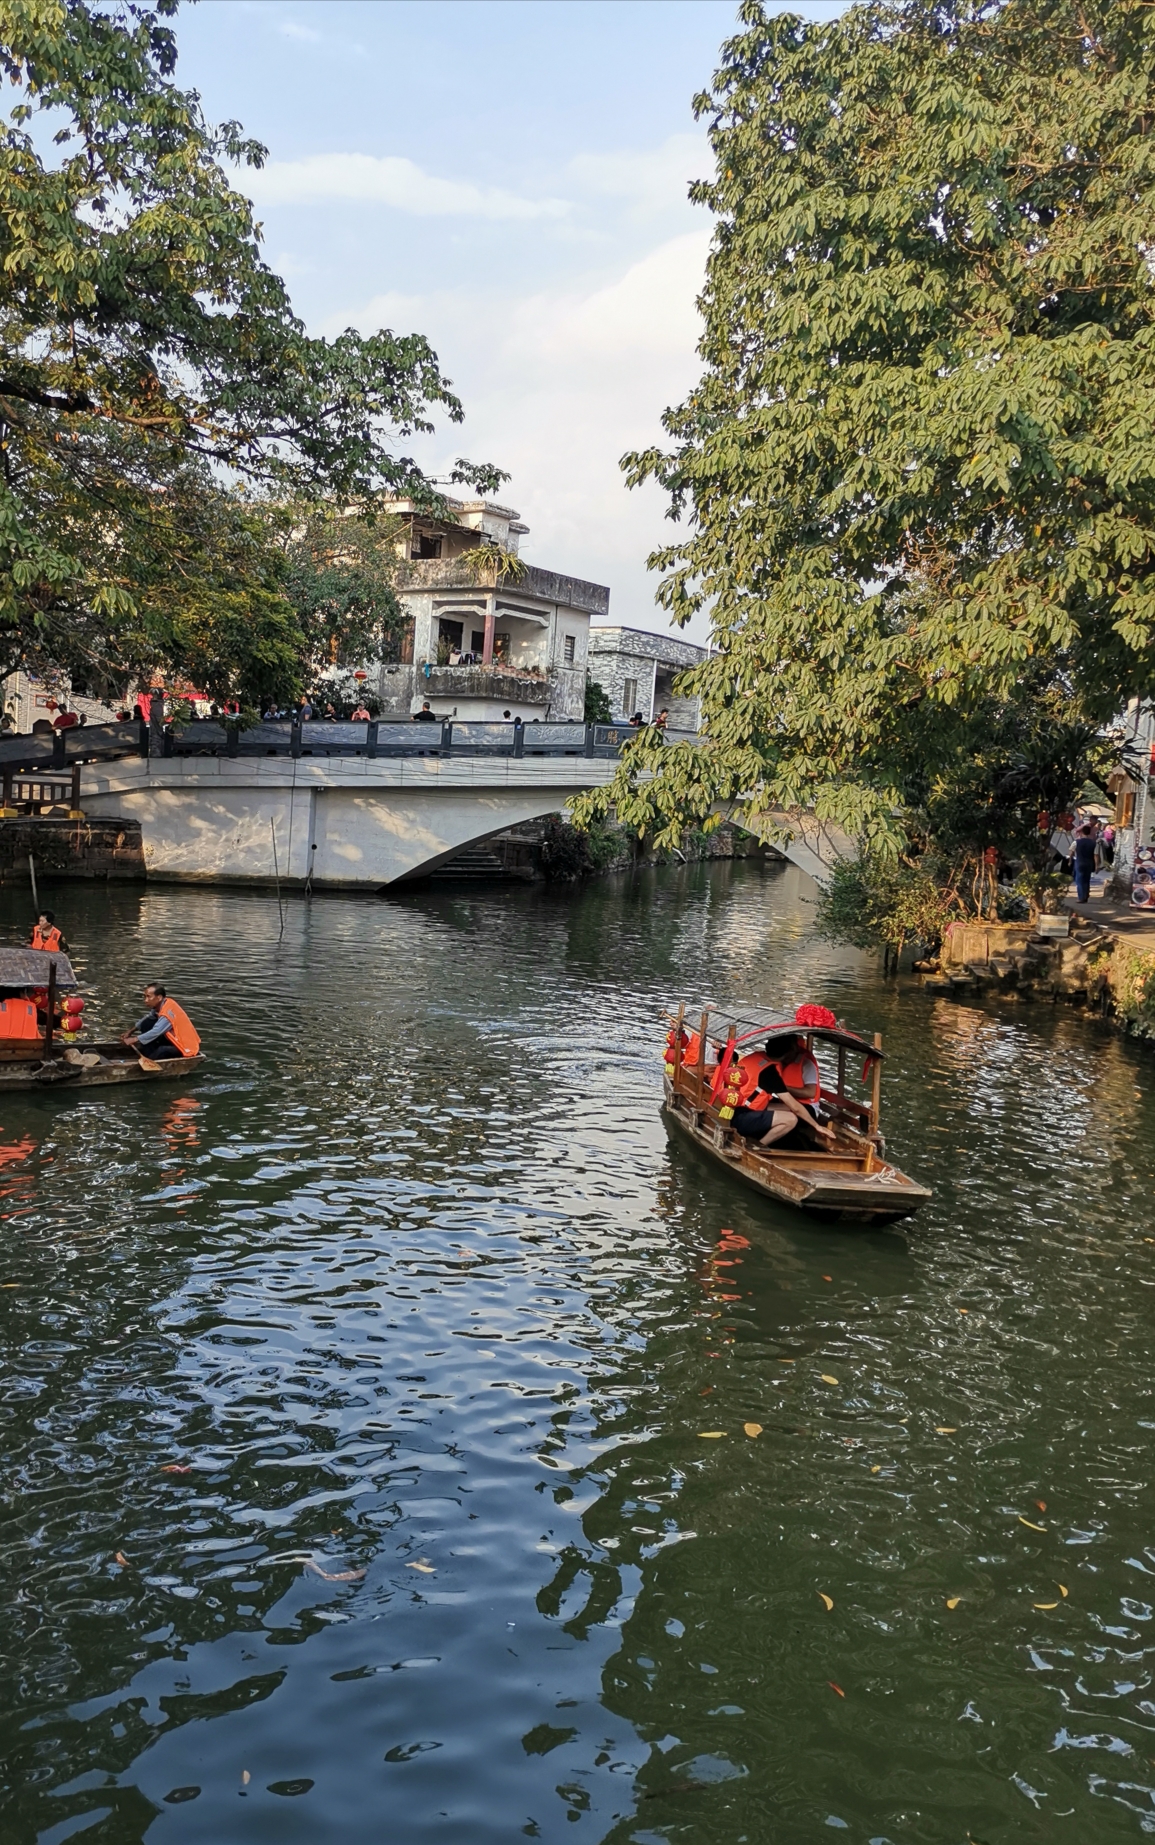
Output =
[
  {"x1": 353, "y1": 669, "x2": 368, "y2": 681},
  {"x1": 64, "y1": 995, "x2": 84, "y2": 1014}
]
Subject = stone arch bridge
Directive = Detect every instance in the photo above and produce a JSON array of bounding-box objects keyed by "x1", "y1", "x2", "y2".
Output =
[{"x1": 39, "y1": 718, "x2": 850, "y2": 889}]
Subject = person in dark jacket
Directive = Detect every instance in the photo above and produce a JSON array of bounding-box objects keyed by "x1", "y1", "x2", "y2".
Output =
[{"x1": 1072, "y1": 825, "x2": 1097, "y2": 904}]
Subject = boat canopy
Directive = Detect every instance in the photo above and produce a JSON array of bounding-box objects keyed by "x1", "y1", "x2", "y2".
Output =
[
  {"x1": 0, "y1": 948, "x2": 78, "y2": 989},
  {"x1": 697, "y1": 1015, "x2": 884, "y2": 1060}
]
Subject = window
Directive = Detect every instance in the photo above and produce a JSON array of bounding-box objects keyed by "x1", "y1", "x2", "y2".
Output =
[
  {"x1": 471, "y1": 630, "x2": 485, "y2": 654},
  {"x1": 563, "y1": 634, "x2": 576, "y2": 665},
  {"x1": 623, "y1": 677, "x2": 638, "y2": 716},
  {"x1": 414, "y1": 533, "x2": 442, "y2": 559}
]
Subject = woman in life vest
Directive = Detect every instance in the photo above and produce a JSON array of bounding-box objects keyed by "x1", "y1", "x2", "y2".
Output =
[
  {"x1": 731, "y1": 1035, "x2": 837, "y2": 1149},
  {"x1": 29, "y1": 911, "x2": 66, "y2": 953},
  {"x1": 122, "y1": 983, "x2": 200, "y2": 1060}
]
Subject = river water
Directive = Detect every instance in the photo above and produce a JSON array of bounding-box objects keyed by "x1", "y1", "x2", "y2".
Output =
[{"x1": 1, "y1": 859, "x2": 1154, "y2": 1844}]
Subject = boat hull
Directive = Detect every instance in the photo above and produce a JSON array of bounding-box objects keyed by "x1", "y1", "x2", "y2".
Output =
[
  {"x1": 0, "y1": 1046, "x2": 206, "y2": 1092},
  {"x1": 662, "y1": 1079, "x2": 930, "y2": 1225}
]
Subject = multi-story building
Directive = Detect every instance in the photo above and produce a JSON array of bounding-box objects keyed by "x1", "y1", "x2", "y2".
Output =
[
  {"x1": 586, "y1": 625, "x2": 707, "y2": 730},
  {"x1": 372, "y1": 497, "x2": 608, "y2": 722}
]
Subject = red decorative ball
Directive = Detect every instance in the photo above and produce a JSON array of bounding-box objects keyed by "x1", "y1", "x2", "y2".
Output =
[{"x1": 795, "y1": 1003, "x2": 837, "y2": 1029}]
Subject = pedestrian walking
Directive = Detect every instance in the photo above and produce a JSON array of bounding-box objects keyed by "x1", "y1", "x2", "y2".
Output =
[{"x1": 1072, "y1": 825, "x2": 1097, "y2": 904}]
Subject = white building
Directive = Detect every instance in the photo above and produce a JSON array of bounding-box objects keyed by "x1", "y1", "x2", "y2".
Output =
[
  {"x1": 587, "y1": 625, "x2": 707, "y2": 730},
  {"x1": 373, "y1": 496, "x2": 608, "y2": 722},
  {"x1": 2, "y1": 670, "x2": 121, "y2": 732}
]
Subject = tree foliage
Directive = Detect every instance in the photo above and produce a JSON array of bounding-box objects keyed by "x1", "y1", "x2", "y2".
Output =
[
  {"x1": 272, "y1": 504, "x2": 406, "y2": 676},
  {"x1": 584, "y1": 677, "x2": 612, "y2": 724},
  {"x1": 575, "y1": 0, "x2": 1155, "y2": 853},
  {"x1": 0, "y1": 0, "x2": 502, "y2": 696}
]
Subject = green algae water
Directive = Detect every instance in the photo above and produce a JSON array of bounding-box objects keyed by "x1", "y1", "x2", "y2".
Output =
[{"x1": 2, "y1": 859, "x2": 1155, "y2": 1844}]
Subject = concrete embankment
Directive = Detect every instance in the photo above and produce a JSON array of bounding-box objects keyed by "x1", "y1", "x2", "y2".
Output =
[
  {"x1": 0, "y1": 817, "x2": 145, "y2": 884},
  {"x1": 919, "y1": 904, "x2": 1155, "y2": 1040}
]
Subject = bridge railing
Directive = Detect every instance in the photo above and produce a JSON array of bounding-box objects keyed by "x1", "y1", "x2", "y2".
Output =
[{"x1": 0, "y1": 716, "x2": 701, "y2": 775}]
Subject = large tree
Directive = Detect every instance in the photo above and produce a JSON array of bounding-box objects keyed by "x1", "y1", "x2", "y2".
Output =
[
  {"x1": 576, "y1": 0, "x2": 1155, "y2": 853},
  {"x1": 0, "y1": 0, "x2": 500, "y2": 700}
]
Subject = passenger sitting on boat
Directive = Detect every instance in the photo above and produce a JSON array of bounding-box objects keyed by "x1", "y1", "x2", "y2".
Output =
[
  {"x1": 0, "y1": 988, "x2": 42, "y2": 1040},
  {"x1": 732, "y1": 1036, "x2": 836, "y2": 1149},
  {"x1": 121, "y1": 984, "x2": 201, "y2": 1061}
]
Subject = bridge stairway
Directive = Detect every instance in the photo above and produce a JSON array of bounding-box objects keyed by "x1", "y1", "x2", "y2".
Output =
[{"x1": 428, "y1": 843, "x2": 516, "y2": 883}]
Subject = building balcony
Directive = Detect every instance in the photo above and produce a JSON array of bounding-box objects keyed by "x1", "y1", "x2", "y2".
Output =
[
  {"x1": 417, "y1": 664, "x2": 553, "y2": 705},
  {"x1": 397, "y1": 558, "x2": 610, "y2": 618}
]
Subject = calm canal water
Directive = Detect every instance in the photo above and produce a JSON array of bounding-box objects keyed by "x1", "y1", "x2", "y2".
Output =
[{"x1": 2, "y1": 859, "x2": 1154, "y2": 1844}]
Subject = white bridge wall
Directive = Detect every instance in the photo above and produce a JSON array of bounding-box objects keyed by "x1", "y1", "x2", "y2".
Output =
[{"x1": 79, "y1": 755, "x2": 852, "y2": 888}]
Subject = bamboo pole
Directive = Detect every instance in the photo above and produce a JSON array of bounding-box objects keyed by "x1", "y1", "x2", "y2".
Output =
[
  {"x1": 696, "y1": 1010, "x2": 710, "y2": 1109},
  {"x1": 270, "y1": 819, "x2": 285, "y2": 938},
  {"x1": 870, "y1": 1032, "x2": 883, "y2": 1134},
  {"x1": 671, "y1": 1000, "x2": 685, "y2": 1089}
]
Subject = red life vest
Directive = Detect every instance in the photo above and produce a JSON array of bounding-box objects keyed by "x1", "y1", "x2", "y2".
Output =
[
  {"x1": 30, "y1": 925, "x2": 62, "y2": 952},
  {"x1": 0, "y1": 998, "x2": 42, "y2": 1040},
  {"x1": 157, "y1": 997, "x2": 200, "y2": 1057}
]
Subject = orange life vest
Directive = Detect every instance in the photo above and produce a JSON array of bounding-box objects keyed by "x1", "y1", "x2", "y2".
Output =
[
  {"x1": 157, "y1": 997, "x2": 200, "y2": 1057},
  {"x1": 664, "y1": 1028, "x2": 702, "y2": 1074},
  {"x1": 778, "y1": 1052, "x2": 820, "y2": 1100},
  {"x1": 30, "y1": 925, "x2": 62, "y2": 952},
  {"x1": 0, "y1": 997, "x2": 42, "y2": 1040}
]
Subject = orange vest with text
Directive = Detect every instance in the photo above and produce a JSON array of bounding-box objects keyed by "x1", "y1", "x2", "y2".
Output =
[
  {"x1": 0, "y1": 998, "x2": 42, "y2": 1040},
  {"x1": 30, "y1": 925, "x2": 62, "y2": 952},
  {"x1": 157, "y1": 997, "x2": 200, "y2": 1057}
]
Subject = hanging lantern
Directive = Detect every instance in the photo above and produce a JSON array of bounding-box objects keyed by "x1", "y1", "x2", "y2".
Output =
[{"x1": 353, "y1": 669, "x2": 368, "y2": 682}]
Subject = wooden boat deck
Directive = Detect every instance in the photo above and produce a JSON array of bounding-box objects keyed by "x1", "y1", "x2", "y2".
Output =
[{"x1": 662, "y1": 1069, "x2": 931, "y2": 1225}]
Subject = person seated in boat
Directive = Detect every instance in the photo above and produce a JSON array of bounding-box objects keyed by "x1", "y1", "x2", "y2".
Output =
[
  {"x1": 29, "y1": 911, "x2": 67, "y2": 953},
  {"x1": 732, "y1": 1036, "x2": 836, "y2": 1150},
  {"x1": 0, "y1": 987, "x2": 44, "y2": 1041},
  {"x1": 121, "y1": 983, "x2": 201, "y2": 1061}
]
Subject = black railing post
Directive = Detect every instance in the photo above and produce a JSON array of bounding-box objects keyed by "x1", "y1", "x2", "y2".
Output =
[
  {"x1": 513, "y1": 723, "x2": 524, "y2": 758},
  {"x1": 584, "y1": 723, "x2": 595, "y2": 758},
  {"x1": 366, "y1": 720, "x2": 379, "y2": 760},
  {"x1": 51, "y1": 728, "x2": 65, "y2": 768},
  {"x1": 138, "y1": 719, "x2": 150, "y2": 758},
  {"x1": 440, "y1": 720, "x2": 453, "y2": 755},
  {"x1": 290, "y1": 719, "x2": 302, "y2": 759},
  {"x1": 70, "y1": 763, "x2": 82, "y2": 816},
  {"x1": 226, "y1": 724, "x2": 239, "y2": 758}
]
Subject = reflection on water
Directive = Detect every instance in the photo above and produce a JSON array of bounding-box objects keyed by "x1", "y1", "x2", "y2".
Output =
[{"x1": 2, "y1": 860, "x2": 1155, "y2": 1842}]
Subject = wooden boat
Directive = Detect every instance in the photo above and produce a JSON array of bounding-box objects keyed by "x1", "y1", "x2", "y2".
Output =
[
  {"x1": 662, "y1": 1006, "x2": 931, "y2": 1225},
  {"x1": 0, "y1": 948, "x2": 204, "y2": 1091}
]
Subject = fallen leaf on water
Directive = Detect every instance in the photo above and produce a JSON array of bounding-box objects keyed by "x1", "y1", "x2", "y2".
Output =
[
  {"x1": 871, "y1": 1465, "x2": 882, "y2": 1474},
  {"x1": 822, "y1": 1275, "x2": 832, "y2": 1282},
  {"x1": 744, "y1": 1422, "x2": 762, "y2": 1438},
  {"x1": 1033, "y1": 1601, "x2": 1059, "y2": 1610},
  {"x1": 818, "y1": 1592, "x2": 834, "y2": 1611},
  {"x1": 1058, "y1": 1583, "x2": 1069, "y2": 1599},
  {"x1": 699, "y1": 1431, "x2": 727, "y2": 1439},
  {"x1": 241, "y1": 1771, "x2": 250, "y2": 1786},
  {"x1": 1018, "y1": 1517, "x2": 1047, "y2": 1533},
  {"x1": 829, "y1": 1681, "x2": 845, "y2": 1698},
  {"x1": 936, "y1": 1427, "x2": 957, "y2": 1434},
  {"x1": 958, "y1": 1307, "x2": 968, "y2": 1314},
  {"x1": 820, "y1": 1375, "x2": 838, "y2": 1386},
  {"x1": 1035, "y1": 1499, "x2": 1047, "y2": 1512},
  {"x1": 114, "y1": 1552, "x2": 129, "y2": 1567},
  {"x1": 160, "y1": 1464, "x2": 190, "y2": 1474},
  {"x1": 1, "y1": 1282, "x2": 21, "y2": 1288},
  {"x1": 306, "y1": 1561, "x2": 365, "y2": 1582},
  {"x1": 946, "y1": 1597, "x2": 961, "y2": 1609},
  {"x1": 406, "y1": 1560, "x2": 436, "y2": 1574},
  {"x1": 699, "y1": 1387, "x2": 714, "y2": 1395},
  {"x1": 780, "y1": 1358, "x2": 795, "y2": 1363}
]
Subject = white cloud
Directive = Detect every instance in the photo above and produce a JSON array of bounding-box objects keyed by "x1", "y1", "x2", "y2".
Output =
[
  {"x1": 247, "y1": 152, "x2": 569, "y2": 220},
  {"x1": 326, "y1": 229, "x2": 712, "y2": 633},
  {"x1": 568, "y1": 133, "x2": 712, "y2": 216}
]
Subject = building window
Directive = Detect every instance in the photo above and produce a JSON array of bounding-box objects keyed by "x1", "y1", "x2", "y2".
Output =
[
  {"x1": 563, "y1": 634, "x2": 576, "y2": 665},
  {"x1": 414, "y1": 533, "x2": 442, "y2": 559},
  {"x1": 623, "y1": 677, "x2": 638, "y2": 717},
  {"x1": 471, "y1": 630, "x2": 485, "y2": 654}
]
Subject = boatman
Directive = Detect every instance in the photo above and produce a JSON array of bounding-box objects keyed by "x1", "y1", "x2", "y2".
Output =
[
  {"x1": 121, "y1": 983, "x2": 200, "y2": 1061},
  {"x1": 30, "y1": 911, "x2": 67, "y2": 953}
]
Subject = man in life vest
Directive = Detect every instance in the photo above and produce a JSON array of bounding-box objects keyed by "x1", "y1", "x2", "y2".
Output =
[
  {"x1": 731, "y1": 1035, "x2": 837, "y2": 1149},
  {"x1": 30, "y1": 911, "x2": 67, "y2": 953},
  {"x1": 122, "y1": 983, "x2": 200, "y2": 1060}
]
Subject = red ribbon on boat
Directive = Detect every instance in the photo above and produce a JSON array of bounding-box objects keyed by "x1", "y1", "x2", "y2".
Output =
[{"x1": 795, "y1": 1003, "x2": 837, "y2": 1029}]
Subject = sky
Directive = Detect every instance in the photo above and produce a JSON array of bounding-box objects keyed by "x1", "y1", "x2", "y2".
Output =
[{"x1": 174, "y1": 0, "x2": 843, "y2": 639}]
